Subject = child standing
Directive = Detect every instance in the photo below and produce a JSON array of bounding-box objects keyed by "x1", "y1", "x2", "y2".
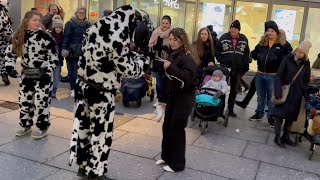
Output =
[{"x1": 50, "y1": 19, "x2": 64, "y2": 98}]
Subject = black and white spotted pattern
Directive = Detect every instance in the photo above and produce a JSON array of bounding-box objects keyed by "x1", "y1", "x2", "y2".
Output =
[{"x1": 0, "y1": 4, "x2": 12, "y2": 75}]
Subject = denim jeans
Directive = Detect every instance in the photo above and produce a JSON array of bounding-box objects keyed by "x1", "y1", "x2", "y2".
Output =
[
  {"x1": 255, "y1": 73, "x2": 274, "y2": 118},
  {"x1": 154, "y1": 71, "x2": 164, "y2": 103},
  {"x1": 66, "y1": 58, "x2": 79, "y2": 90},
  {"x1": 52, "y1": 64, "x2": 61, "y2": 96}
]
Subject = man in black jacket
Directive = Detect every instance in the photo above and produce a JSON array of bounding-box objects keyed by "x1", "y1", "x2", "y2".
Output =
[{"x1": 216, "y1": 20, "x2": 250, "y2": 117}]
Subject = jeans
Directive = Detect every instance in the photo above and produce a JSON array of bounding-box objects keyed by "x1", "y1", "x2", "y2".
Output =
[
  {"x1": 66, "y1": 58, "x2": 79, "y2": 90},
  {"x1": 227, "y1": 72, "x2": 240, "y2": 111},
  {"x1": 255, "y1": 73, "x2": 274, "y2": 118},
  {"x1": 154, "y1": 71, "x2": 164, "y2": 103},
  {"x1": 52, "y1": 64, "x2": 61, "y2": 96}
]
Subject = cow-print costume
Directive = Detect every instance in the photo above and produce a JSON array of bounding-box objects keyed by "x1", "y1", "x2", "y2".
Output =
[
  {"x1": 5, "y1": 30, "x2": 58, "y2": 131},
  {"x1": 69, "y1": 5, "x2": 149, "y2": 177},
  {"x1": 0, "y1": 2, "x2": 13, "y2": 77}
]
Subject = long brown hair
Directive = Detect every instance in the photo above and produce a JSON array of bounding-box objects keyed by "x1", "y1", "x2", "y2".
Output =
[
  {"x1": 195, "y1": 27, "x2": 215, "y2": 58},
  {"x1": 12, "y1": 10, "x2": 42, "y2": 57},
  {"x1": 169, "y1": 28, "x2": 200, "y2": 66}
]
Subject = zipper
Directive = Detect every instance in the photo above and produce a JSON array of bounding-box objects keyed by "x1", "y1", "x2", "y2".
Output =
[{"x1": 264, "y1": 47, "x2": 271, "y2": 73}]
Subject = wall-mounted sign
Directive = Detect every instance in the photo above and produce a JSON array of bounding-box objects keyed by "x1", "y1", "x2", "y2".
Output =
[
  {"x1": 273, "y1": 9, "x2": 297, "y2": 41},
  {"x1": 201, "y1": 3, "x2": 226, "y2": 35},
  {"x1": 154, "y1": 0, "x2": 180, "y2": 9}
]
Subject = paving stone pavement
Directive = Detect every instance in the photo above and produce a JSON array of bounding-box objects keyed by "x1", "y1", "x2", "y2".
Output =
[{"x1": 0, "y1": 76, "x2": 319, "y2": 180}]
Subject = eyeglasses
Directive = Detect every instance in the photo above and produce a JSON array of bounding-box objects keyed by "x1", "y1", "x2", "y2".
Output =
[{"x1": 77, "y1": 11, "x2": 86, "y2": 15}]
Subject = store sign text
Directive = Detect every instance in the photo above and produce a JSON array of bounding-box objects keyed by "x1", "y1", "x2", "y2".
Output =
[{"x1": 154, "y1": 0, "x2": 180, "y2": 9}]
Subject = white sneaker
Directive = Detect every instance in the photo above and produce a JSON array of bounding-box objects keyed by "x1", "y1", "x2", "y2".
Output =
[
  {"x1": 154, "y1": 105, "x2": 164, "y2": 122},
  {"x1": 153, "y1": 101, "x2": 158, "y2": 108},
  {"x1": 163, "y1": 165, "x2": 175, "y2": 172},
  {"x1": 31, "y1": 129, "x2": 48, "y2": 139},
  {"x1": 70, "y1": 90, "x2": 75, "y2": 97},
  {"x1": 16, "y1": 127, "x2": 32, "y2": 137},
  {"x1": 156, "y1": 159, "x2": 165, "y2": 165}
]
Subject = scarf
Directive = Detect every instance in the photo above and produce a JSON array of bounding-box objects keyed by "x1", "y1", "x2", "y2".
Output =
[
  {"x1": 70, "y1": 16, "x2": 90, "y2": 27},
  {"x1": 148, "y1": 26, "x2": 173, "y2": 48}
]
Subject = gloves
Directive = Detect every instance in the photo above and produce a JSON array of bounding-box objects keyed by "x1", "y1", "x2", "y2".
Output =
[
  {"x1": 8, "y1": 70, "x2": 18, "y2": 78},
  {"x1": 61, "y1": 49, "x2": 69, "y2": 58},
  {"x1": 213, "y1": 90, "x2": 223, "y2": 100}
]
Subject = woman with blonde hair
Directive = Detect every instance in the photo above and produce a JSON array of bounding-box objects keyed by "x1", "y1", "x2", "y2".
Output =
[
  {"x1": 156, "y1": 28, "x2": 199, "y2": 172},
  {"x1": 5, "y1": 10, "x2": 58, "y2": 138},
  {"x1": 194, "y1": 27, "x2": 216, "y2": 70}
]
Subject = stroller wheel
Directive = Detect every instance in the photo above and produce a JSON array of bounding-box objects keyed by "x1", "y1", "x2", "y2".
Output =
[
  {"x1": 223, "y1": 110, "x2": 229, "y2": 127},
  {"x1": 200, "y1": 126, "x2": 207, "y2": 135},
  {"x1": 295, "y1": 136, "x2": 298, "y2": 144},
  {"x1": 123, "y1": 100, "x2": 129, "y2": 107},
  {"x1": 137, "y1": 99, "x2": 142, "y2": 107},
  {"x1": 150, "y1": 89, "x2": 155, "y2": 102}
]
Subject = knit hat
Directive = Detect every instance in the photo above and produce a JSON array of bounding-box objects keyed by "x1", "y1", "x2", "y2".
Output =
[
  {"x1": 297, "y1": 40, "x2": 312, "y2": 58},
  {"x1": 265, "y1": 21, "x2": 279, "y2": 34},
  {"x1": 52, "y1": 19, "x2": 63, "y2": 29},
  {"x1": 230, "y1": 20, "x2": 241, "y2": 31},
  {"x1": 212, "y1": 70, "x2": 224, "y2": 79},
  {"x1": 76, "y1": 6, "x2": 86, "y2": 14}
]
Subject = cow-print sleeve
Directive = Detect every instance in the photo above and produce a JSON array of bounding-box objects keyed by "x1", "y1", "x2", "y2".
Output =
[
  {"x1": 4, "y1": 44, "x2": 17, "y2": 73},
  {"x1": 0, "y1": 9, "x2": 13, "y2": 40},
  {"x1": 40, "y1": 31, "x2": 59, "y2": 75},
  {"x1": 113, "y1": 50, "x2": 149, "y2": 78}
]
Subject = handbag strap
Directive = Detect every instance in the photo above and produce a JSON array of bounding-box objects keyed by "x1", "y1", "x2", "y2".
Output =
[{"x1": 290, "y1": 64, "x2": 305, "y2": 84}]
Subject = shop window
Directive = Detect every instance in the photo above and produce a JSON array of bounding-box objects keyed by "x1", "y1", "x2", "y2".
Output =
[
  {"x1": 88, "y1": 0, "x2": 113, "y2": 24},
  {"x1": 305, "y1": 8, "x2": 320, "y2": 65},
  {"x1": 35, "y1": 0, "x2": 55, "y2": 15},
  {"x1": 198, "y1": 0, "x2": 232, "y2": 38}
]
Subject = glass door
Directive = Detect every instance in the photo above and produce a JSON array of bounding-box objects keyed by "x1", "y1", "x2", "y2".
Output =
[
  {"x1": 271, "y1": 0, "x2": 305, "y2": 49},
  {"x1": 305, "y1": 3, "x2": 320, "y2": 65},
  {"x1": 235, "y1": 0, "x2": 268, "y2": 71}
]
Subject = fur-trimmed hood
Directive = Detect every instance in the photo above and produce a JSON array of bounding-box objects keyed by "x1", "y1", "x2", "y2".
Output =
[{"x1": 258, "y1": 29, "x2": 287, "y2": 46}]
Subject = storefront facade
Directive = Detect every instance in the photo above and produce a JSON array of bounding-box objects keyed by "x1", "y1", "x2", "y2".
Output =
[{"x1": 10, "y1": 0, "x2": 320, "y2": 69}]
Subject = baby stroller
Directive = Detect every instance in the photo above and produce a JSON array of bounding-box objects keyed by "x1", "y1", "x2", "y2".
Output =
[
  {"x1": 294, "y1": 85, "x2": 320, "y2": 160},
  {"x1": 190, "y1": 65, "x2": 230, "y2": 134},
  {"x1": 121, "y1": 74, "x2": 154, "y2": 107}
]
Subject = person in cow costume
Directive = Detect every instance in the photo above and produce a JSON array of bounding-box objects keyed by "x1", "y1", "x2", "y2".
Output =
[
  {"x1": 69, "y1": 5, "x2": 149, "y2": 180},
  {"x1": 0, "y1": 0, "x2": 13, "y2": 85}
]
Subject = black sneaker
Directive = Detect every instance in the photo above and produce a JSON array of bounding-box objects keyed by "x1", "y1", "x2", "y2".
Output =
[
  {"x1": 268, "y1": 117, "x2": 275, "y2": 128},
  {"x1": 249, "y1": 113, "x2": 263, "y2": 121},
  {"x1": 228, "y1": 110, "x2": 237, "y2": 117}
]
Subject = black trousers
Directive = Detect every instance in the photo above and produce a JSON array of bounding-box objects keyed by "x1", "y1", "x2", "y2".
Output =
[
  {"x1": 274, "y1": 117, "x2": 293, "y2": 135},
  {"x1": 161, "y1": 92, "x2": 195, "y2": 172},
  {"x1": 242, "y1": 76, "x2": 256, "y2": 105},
  {"x1": 228, "y1": 72, "x2": 240, "y2": 111}
]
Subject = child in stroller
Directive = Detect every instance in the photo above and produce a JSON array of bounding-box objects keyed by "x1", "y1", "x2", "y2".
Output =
[{"x1": 191, "y1": 65, "x2": 230, "y2": 134}]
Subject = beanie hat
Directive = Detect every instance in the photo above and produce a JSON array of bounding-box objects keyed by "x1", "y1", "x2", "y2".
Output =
[
  {"x1": 52, "y1": 19, "x2": 63, "y2": 29},
  {"x1": 230, "y1": 20, "x2": 241, "y2": 31},
  {"x1": 212, "y1": 70, "x2": 224, "y2": 79},
  {"x1": 265, "y1": 21, "x2": 279, "y2": 34},
  {"x1": 297, "y1": 40, "x2": 312, "y2": 58},
  {"x1": 103, "y1": 9, "x2": 112, "y2": 17},
  {"x1": 76, "y1": 6, "x2": 86, "y2": 14}
]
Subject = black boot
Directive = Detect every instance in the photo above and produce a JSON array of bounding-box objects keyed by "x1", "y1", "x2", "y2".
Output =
[
  {"x1": 274, "y1": 134, "x2": 285, "y2": 148},
  {"x1": 228, "y1": 109, "x2": 237, "y2": 117},
  {"x1": 2, "y1": 75, "x2": 10, "y2": 85},
  {"x1": 235, "y1": 100, "x2": 247, "y2": 109},
  {"x1": 282, "y1": 132, "x2": 296, "y2": 147}
]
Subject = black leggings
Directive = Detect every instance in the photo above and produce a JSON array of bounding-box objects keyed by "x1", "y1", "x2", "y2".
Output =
[{"x1": 274, "y1": 117, "x2": 293, "y2": 135}]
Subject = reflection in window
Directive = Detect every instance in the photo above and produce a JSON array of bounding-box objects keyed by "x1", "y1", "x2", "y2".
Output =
[
  {"x1": 305, "y1": 8, "x2": 320, "y2": 64},
  {"x1": 198, "y1": 0, "x2": 232, "y2": 38},
  {"x1": 272, "y1": 5, "x2": 304, "y2": 49}
]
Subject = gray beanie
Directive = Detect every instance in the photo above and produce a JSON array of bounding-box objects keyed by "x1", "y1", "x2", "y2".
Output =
[
  {"x1": 52, "y1": 19, "x2": 63, "y2": 29},
  {"x1": 212, "y1": 70, "x2": 224, "y2": 79},
  {"x1": 76, "y1": 6, "x2": 86, "y2": 14}
]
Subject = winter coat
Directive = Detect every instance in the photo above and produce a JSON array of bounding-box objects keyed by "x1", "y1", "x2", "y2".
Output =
[
  {"x1": 252, "y1": 31, "x2": 292, "y2": 73},
  {"x1": 134, "y1": 22, "x2": 150, "y2": 52},
  {"x1": 273, "y1": 53, "x2": 310, "y2": 122},
  {"x1": 199, "y1": 41, "x2": 215, "y2": 69},
  {"x1": 41, "y1": 13, "x2": 54, "y2": 31},
  {"x1": 5, "y1": 30, "x2": 58, "y2": 76},
  {"x1": 215, "y1": 32, "x2": 250, "y2": 72},
  {"x1": 50, "y1": 31, "x2": 64, "y2": 66},
  {"x1": 62, "y1": 16, "x2": 90, "y2": 58},
  {"x1": 163, "y1": 50, "x2": 198, "y2": 98},
  {"x1": 312, "y1": 53, "x2": 320, "y2": 69}
]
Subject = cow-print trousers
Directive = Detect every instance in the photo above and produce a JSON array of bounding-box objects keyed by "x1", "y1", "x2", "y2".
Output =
[
  {"x1": 0, "y1": 42, "x2": 7, "y2": 76},
  {"x1": 19, "y1": 75, "x2": 52, "y2": 131},
  {"x1": 69, "y1": 80, "x2": 115, "y2": 177}
]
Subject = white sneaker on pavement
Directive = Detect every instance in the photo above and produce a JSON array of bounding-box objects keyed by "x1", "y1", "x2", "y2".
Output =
[
  {"x1": 70, "y1": 90, "x2": 75, "y2": 97},
  {"x1": 153, "y1": 101, "x2": 158, "y2": 108},
  {"x1": 31, "y1": 129, "x2": 48, "y2": 139},
  {"x1": 16, "y1": 127, "x2": 32, "y2": 137},
  {"x1": 154, "y1": 104, "x2": 164, "y2": 122},
  {"x1": 155, "y1": 159, "x2": 165, "y2": 165},
  {"x1": 163, "y1": 165, "x2": 175, "y2": 172}
]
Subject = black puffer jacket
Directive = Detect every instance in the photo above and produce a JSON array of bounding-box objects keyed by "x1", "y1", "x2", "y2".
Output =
[
  {"x1": 216, "y1": 32, "x2": 250, "y2": 72},
  {"x1": 252, "y1": 31, "x2": 292, "y2": 73},
  {"x1": 273, "y1": 53, "x2": 310, "y2": 122},
  {"x1": 199, "y1": 41, "x2": 215, "y2": 69},
  {"x1": 163, "y1": 50, "x2": 198, "y2": 97}
]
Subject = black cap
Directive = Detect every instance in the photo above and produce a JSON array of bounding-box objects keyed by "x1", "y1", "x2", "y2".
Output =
[
  {"x1": 230, "y1": 20, "x2": 241, "y2": 31},
  {"x1": 265, "y1": 20, "x2": 279, "y2": 34}
]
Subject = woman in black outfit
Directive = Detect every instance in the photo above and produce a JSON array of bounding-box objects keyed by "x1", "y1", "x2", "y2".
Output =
[{"x1": 156, "y1": 28, "x2": 199, "y2": 172}]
